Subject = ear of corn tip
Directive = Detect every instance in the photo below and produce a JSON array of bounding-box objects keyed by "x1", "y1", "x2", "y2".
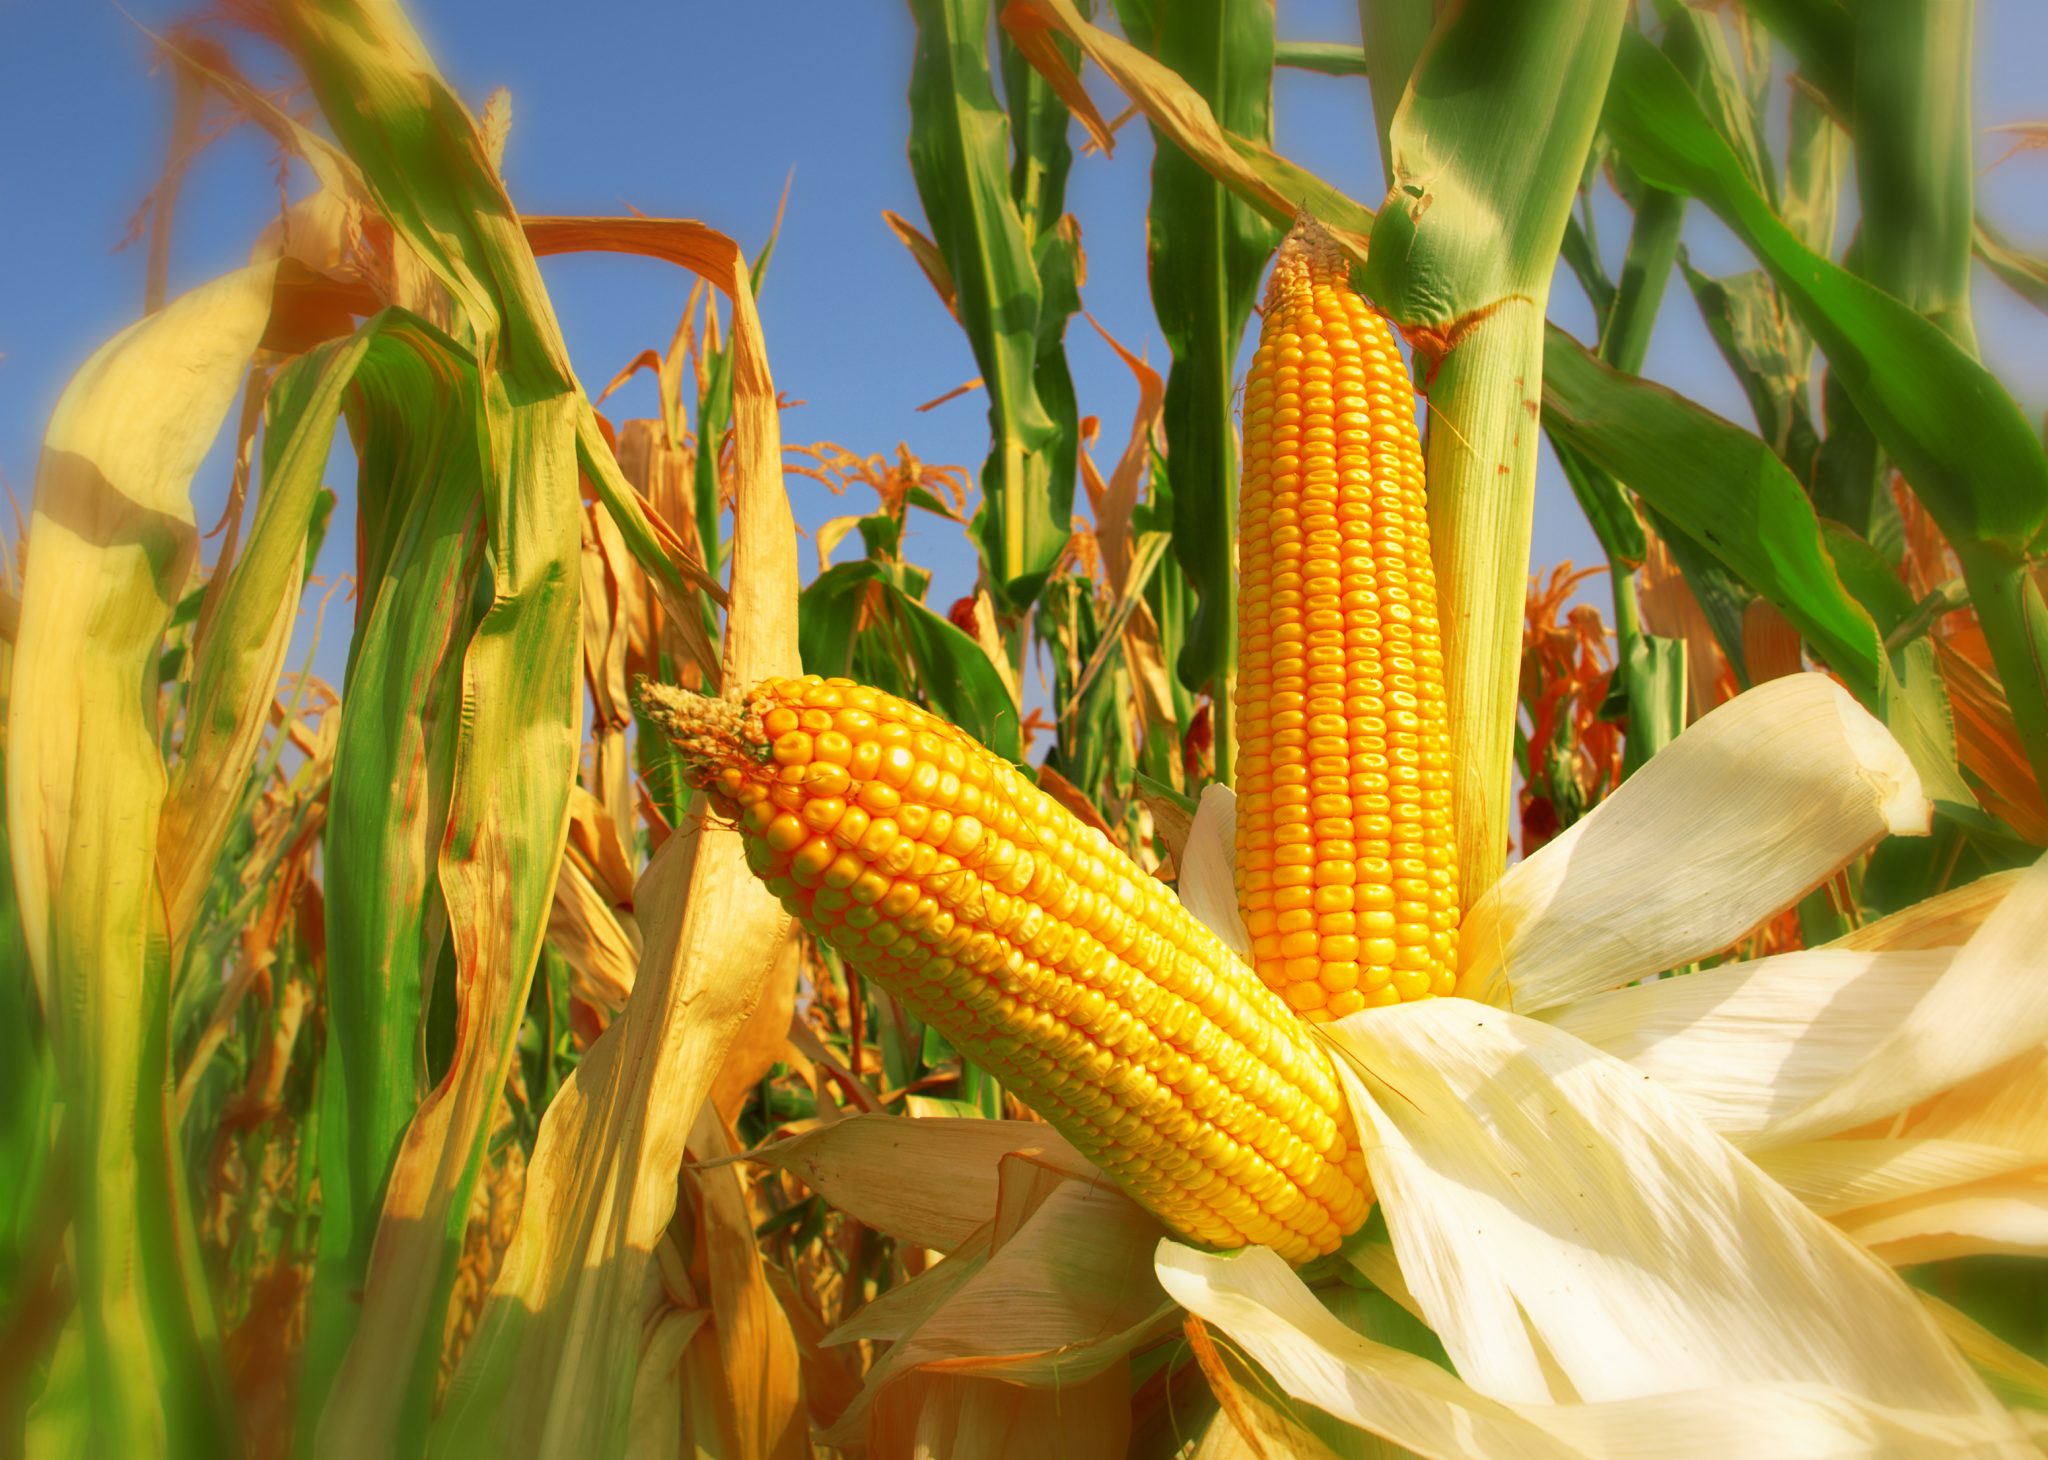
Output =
[
  {"x1": 1235, "y1": 218, "x2": 1460, "y2": 1022},
  {"x1": 644, "y1": 672, "x2": 1372, "y2": 1264}
]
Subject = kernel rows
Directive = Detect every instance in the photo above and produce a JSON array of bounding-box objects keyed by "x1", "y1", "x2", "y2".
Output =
[
  {"x1": 1236, "y1": 235, "x2": 1460, "y2": 1019},
  {"x1": 700, "y1": 675, "x2": 1373, "y2": 1262}
]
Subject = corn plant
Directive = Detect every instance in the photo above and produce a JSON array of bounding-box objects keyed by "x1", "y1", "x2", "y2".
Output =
[{"x1": 4, "y1": 0, "x2": 2046, "y2": 1456}]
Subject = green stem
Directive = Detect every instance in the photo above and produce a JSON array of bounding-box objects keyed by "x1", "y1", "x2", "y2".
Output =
[{"x1": 1956, "y1": 543, "x2": 2048, "y2": 798}]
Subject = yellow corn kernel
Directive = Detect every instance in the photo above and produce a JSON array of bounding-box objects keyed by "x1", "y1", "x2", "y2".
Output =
[
  {"x1": 1237, "y1": 218, "x2": 1459, "y2": 1018},
  {"x1": 643, "y1": 674, "x2": 1373, "y2": 1264}
]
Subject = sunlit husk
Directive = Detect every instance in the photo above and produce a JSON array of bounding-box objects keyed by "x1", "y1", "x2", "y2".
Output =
[
  {"x1": 1458, "y1": 673, "x2": 1929, "y2": 1012},
  {"x1": 1548, "y1": 857, "x2": 2048, "y2": 1152},
  {"x1": 1160, "y1": 1243, "x2": 2036, "y2": 1458},
  {"x1": 763, "y1": 1117, "x2": 1174, "y2": 1457}
]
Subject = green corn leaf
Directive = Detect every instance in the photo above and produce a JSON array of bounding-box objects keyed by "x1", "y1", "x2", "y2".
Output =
[
  {"x1": 1740, "y1": 0, "x2": 1852, "y2": 112},
  {"x1": 1657, "y1": 0, "x2": 1777, "y2": 205},
  {"x1": 0, "y1": 720, "x2": 53, "y2": 1352},
  {"x1": 907, "y1": 0, "x2": 1071, "y2": 617},
  {"x1": 1603, "y1": 25, "x2": 2048, "y2": 794},
  {"x1": 1543, "y1": 329, "x2": 1879, "y2": 703},
  {"x1": 1275, "y1": 40, "x2": 1369, "y2": 77},
  {"x1": 1554, "y1": 172, "x2": 1683, "y2": 771},
  {"x1": 301, "y1": 315, "x2": 491, "y2": 1451},
  {"x1": 799, "y1": 562, "x2": 1023, "y2": 763},
  {"x1": 1675, "y1": 259, "x2": 1820, "y2": 476},
  {"x1": 1975, "y1": 217, "x2": 2048, "y2": 315},
  {"x1": 1605, "y1": 29, "x2": 2048, "y2": 559},
  {"x1": 1810, "y1": 366, "x2": 1902, "y2": 563},
  {"x1": 1854, "y1": 0, "x2": 1979, "y2": 354},
  {"x1": 1645, "y1": 506, "x2": 1756, "y2": 689},
  {"x1": 1039, "y1": 573, "x2": 1134, "y2": 814},
  {"x1": 281, "y1": 1, "x2": 587, "y2": 1447},
  {"x1": 1003, "y1": 8, "x2": 1084, "y2": 594},
  {"x1": 1560, "y1": 210, "x2": 1619, "y2": 322},
  {"x1": 1017, "y1": 0, "x2": 1377, "y2": 271},
  {"x1": 1614, "y1": 630, "x2": 1688, "y2": 779},
  {"x1": 1824, "y1": 526, "x2": 1987, "y2": 825},
  {"x1": 690, "y1": 218, "x2": 785, "y2": 590},
  {"x1": 1358, "y1": 0, "x2": 1431, "y2": 189},
  {"x1": 7, "y1": 261, "x2": 278, "y2": 1460},
  {"x1": 1112, "y1": 0, "x2": 1276, "y2": 769},
  {"x1": 1543, "y1": 328, "x2": 2006, "y2": 829},
  {"x1": 1781, "y1": 78, "x2": 1848, "y2": 261},
  {"x1": 159, "y1": 331, "x2": 362, "y2": 965}
]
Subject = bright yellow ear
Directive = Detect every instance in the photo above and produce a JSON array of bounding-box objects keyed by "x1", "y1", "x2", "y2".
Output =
[
  {"x1": 1236, "y1": 218, "x2": 1460, "y2": 1022},
  {"x1": 645, "y1": 674, "x2": 1374, "y2": 1263}
]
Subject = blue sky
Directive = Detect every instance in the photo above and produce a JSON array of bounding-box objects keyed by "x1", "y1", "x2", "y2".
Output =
[{"x1": 3, "y1": 0, "x2": 2044, "y2": 702}]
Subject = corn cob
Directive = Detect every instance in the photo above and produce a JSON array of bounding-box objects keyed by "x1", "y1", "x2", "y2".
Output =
[
  {"x1": 1235, "y1": 219, "x2": 1459, "y2": 1020},
  {"x1": 644, "y1": 675, "x2": 1372, "y2": 1263}
]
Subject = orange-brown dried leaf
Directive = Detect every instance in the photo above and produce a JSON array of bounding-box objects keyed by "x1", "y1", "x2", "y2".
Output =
[
  {"x1": 1078, "y1": 310, "x2": 1164, "y2": 596},
  {"x1": 710, "y1": 933, "x2": 803, "y2": 1127},
  {"x1": 882, "y1": 209, "x2": 960, "y2": 321},
  {"x1": 1638, "y1": 532, "x2": 1736, "y2": 719}
]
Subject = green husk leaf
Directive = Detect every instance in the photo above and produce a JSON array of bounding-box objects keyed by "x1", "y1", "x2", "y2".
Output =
[{"x1": 1364, "y1": 0, "x2": 1629, "y2": 904}]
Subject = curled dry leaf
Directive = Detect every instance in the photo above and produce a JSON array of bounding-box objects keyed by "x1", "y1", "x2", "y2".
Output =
[
  {"x1": 709, "y1": 933, "x2": 803, "y2": 1128},
  {"x1": 742, "y1": 1113, "x2": 1092, "y2": 1256},
  {"x1": 1321, "y1": 1000, "x2": 2006, "y2": 1413},
  {"x1": 1160, "y1": 1240, "x2": 2030, "y2": 1459},
  {"x1": 818, "y1": 1142, "x2": 1175, "y2": 1455},
  {"x1": 1547, "y1": 856, "x2": 2048, "y2": 1157},
  {"x1": 1460, "y1": 674, "x2": 1929, "y2": 1013}
]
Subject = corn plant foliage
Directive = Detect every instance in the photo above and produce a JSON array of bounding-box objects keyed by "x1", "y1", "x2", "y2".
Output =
[
  {"x1": 800, "y1": 562, "x2": 1024, "y2": 763},
  {"x1": 1112, "y1": 0, "x2": 1276, "y2": 728},
  {"x1": 1542, "y1": 335, "x2": 1884, "y2": 706},
  {"x1": 1603, "y1": 31, "x2": 2048, "y2": 795},
  {"x1": 1852, "y1": 0, "x2": 1978, "y2": 352},
  {"x1": 1542, "y1": 90, "x2": 1689, "y2": 774},
  {"x1": 1021, "y1": 0, "x2": 1375, "y2": 253},
  {"x1": 10, "y1": 260, "x2": 298, "y2": 1457},
  {"x1": 1607, "y1": 33, "x2": 2048, "y2": 558},
  {"x1": 305, "y1": 314, "x2": 489, "y2": 1446},
  {"x1": 7, "y1": 0, "x2": 2048, "y2": 1455},
  {"x1": 281, "y1": 7, "x2": 588, "y2": 1448},
  {"x1": 906, "y1": 0, "x2": 1076, "y2": 619},
  {"x1": 161, "y1": 332, "x2": 352, "y2": 955}
]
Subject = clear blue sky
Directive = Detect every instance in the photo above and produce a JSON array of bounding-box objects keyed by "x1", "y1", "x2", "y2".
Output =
[{"x1": 3, "y1": 0, "x2": 2044, "y2": 700}]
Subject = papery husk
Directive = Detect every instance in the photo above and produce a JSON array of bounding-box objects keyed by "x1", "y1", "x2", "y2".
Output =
[
  {"x1": 1459, "y1": 674, "x2": 1928, "y2": 1012},
  {"x1": 1549, "y1": 857, "x2": 2048, "y2": 1153}
]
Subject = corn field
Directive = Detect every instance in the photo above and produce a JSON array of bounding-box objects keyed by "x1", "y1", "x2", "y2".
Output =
[{"x1": 4, "y1": 1, "x2": 2048, "y2": 1456}]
